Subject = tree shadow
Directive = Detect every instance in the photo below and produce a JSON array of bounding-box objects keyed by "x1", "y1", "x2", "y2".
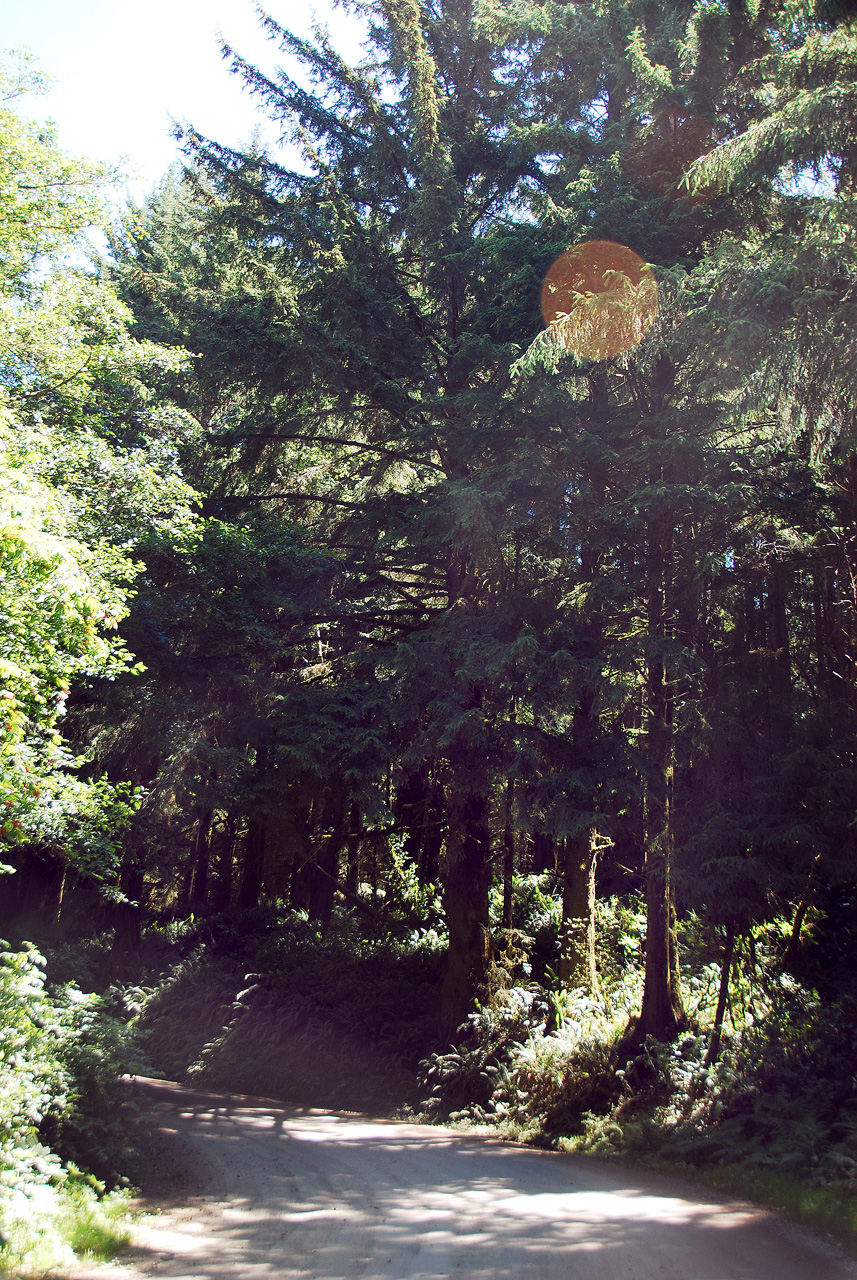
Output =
[{"x1": 117, "y1": 1077, "x2": 853, "y2": 1280}]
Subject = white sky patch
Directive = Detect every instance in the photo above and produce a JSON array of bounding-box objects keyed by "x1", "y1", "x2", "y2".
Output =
[{"x1": 1, "y1": 0, "x2": 369, "y2": 203}]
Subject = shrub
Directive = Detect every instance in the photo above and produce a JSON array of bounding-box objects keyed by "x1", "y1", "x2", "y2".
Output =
[{"x1": 0, "y1": 941, "x2": 138, "y2": 1273}]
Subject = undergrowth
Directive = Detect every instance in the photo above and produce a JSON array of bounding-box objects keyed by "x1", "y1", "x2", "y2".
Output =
[
  {"x1": 31, "y1": 874, "x2": 857, "y2": 1256},
  {"x1": 0, "y1": 941, "x2": 142, "y2": 1275},
  {"x1": 138, "y1": 905, "x2": 445, "y2": 1112},
  {"x1": 0, "y1": 1172, "x2": 132, "y2": 1276},
  {"x1": 417, "y1": 883, "x2": 857, "y2": 1244}
]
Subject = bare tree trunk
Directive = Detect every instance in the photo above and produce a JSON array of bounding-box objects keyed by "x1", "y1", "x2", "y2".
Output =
[
  {"x1": 345, "y1": 800, "x2": 360, "y2": 897},
  {"x1": 308, "y1": 790, "x2": 347, "y2": 927},
  {"x1": 440, "y1": 791, "x2": 493, "y2": 1035},
  {"x1": 177, "y1": 854, "x2": 195, "y2": 911},
  {"x1": 668, "y1": 890, "x2": 682, "y2": 1012},
  {"x1": 238, "y1": 816, "x2": 267, "y2": 908},
  {"x1": 558, "y1": 830, "x2": 598, "y2": 992},
  {"x1": 397, "y1": 770, "x2": 426, "y2": 872},
  {"x1": 704, "y1": 925, "x2": 736, "y2": 1067},
  {"x1": 211, "y1": 814, "x2": 236, "y2": 909},
  {"x1": 53, "y1": 864, "x2": 68, "y2": 927},
  {"x1": 190, "y1": 809, "x2": 212, "y2": 906},
  {"x1": 767, "y1": 560, "x2": 793, "y2": 748},
  {"x1": 418, "y1": 774, "x2": 444, "y2": 885},
  {"x1": 502, "y1": 775, "x2": 515, "y2": 929},
  {"x1": 638, "y1": 517, "x2": 685, "y2": 1041},
  {"x1": 112, "y1": 866, "x2": 145, "y2": 954},
  {"x1": 783, "y1": 851, "x2": 822, "y2": 968}
]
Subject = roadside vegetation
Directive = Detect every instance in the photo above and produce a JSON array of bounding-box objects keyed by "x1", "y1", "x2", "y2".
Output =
[
  {"x1": 3, "y1": 0, "x2": 857, "y2": 1269},
  {"x1": 126, "y1": 886, "x2": 857, "y2": 1248}
]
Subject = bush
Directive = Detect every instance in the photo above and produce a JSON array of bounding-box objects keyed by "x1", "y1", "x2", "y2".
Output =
[
  {"x1": 39, "y1": 983, "x2": 149, "y2": 1184},
  {"x1": 0, "y1": 1170, "x2": 132, "y2": 1276},
  {"x1": 0, "y1": 940, "x2": 139, "y2": 1273}
]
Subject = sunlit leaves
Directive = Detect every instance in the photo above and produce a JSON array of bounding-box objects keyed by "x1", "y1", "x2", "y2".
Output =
[{"x1": 0, "y1": 51, "x2": 113, "y2": 296}]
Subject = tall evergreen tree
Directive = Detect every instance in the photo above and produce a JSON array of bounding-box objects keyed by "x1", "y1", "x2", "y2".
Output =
[{"x1": 105, "y1": 0, "x2": 857, "y2": 1043}]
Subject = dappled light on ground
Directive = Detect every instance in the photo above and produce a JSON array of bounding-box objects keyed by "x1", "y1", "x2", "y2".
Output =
[{"x1": 72, "y1": 1078, "x2": 855, "y2": 1280}]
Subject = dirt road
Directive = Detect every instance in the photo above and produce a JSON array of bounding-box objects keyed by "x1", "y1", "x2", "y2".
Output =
[{"x1": 77, "y1": 1077, "x2": 856, "y2": 1280}]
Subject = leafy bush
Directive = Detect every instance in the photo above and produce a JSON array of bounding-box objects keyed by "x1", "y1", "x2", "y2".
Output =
[
  {"x1": 419, "y1": 894, "x2": 647, "y2": 1125},
  {"x1": 419, "y1": 965, "x2": 641, "y2": 1131},
  {"x1": 420, "y1": 984, "x2": 551, "y2": 1116},
  {"x1": 39, "y1": 983, "x2": 149, "y2": 1184},
  {"x1": 439, "y1": 916, "x2": 857, "y2": 1216},
  {"x1": 0, "y1": 1170, "x2": 131, "y2": 1276},
  {"x1": 0, "y1": 940, "x2": 139, "y2": 1273}
]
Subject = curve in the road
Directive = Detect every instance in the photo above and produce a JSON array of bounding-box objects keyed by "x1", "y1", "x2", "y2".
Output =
[{"x1": 77, "y1": 1077, "x2": 857, "y2": 1280}]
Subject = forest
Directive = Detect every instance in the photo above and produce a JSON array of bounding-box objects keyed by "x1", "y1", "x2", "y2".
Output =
[{"x1": 2, "y1": 0, "x2": 857, "y2": 1270}]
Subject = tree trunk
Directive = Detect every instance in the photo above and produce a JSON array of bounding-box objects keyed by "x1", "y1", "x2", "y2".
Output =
[
  {"x1": 345, "y1": 801, "x2": 360, "y2": 897},
  {"x1": 668, "y1": 889, "x2": 683, "y2": 1012},
  {"x1": 561, "y1": 675, "x2": 601, "y2": 992},
  {"x1": 238, "y1": 816, "x2": 267, "y2": 908},
  {"x1": 418, "y1": 775, "x2": 444, "y2": 885},
  {"x1": 767, "y1": 560, "x2": 793, "y2": 748},
  {"x1": 190, "y1": 809, "x2": 212, "y2": 906},
  {"x1": 783, "y1": 851, "x2": 822, "y2": 968},
  {"x1": 308, "y1": 790, "x2": 347, "y2": 927},
  {"x1": 639, "y1": 767, "x2": 683, "y2": 1040},
  {"x1": 177, "y1": 853, "x2": 195, "y2": 911},
  {"x1": 638, "y1": 517, "x2": 685, "y2": 1041},
  {"x1": 211, "y1": 814, "x2": 236, "y2": 909},
  {"x1": 112, "y1": 866, "x2": 145, "y2": 953},
  {"x1": 502, "y1": 775, "x2": 515, "y2": 929},
  {"x1": 704, "y1": 925, "x2": 736, "y2": 1067},
  {"x1": 558, "y1": 830, "x2": 598, "y2": 992},
  {"x1": 440, "y1": 791, "x2": 493, "y2": 1034},
  {"x1": 397, "y1": 770, "x2": 427, "y2": 871},
  {"x1": 54, "y1": 864, "x2": 68, "y2": 927},
  {"x1": 529, "y1": 831, "x2": 554, "y2": 874}
]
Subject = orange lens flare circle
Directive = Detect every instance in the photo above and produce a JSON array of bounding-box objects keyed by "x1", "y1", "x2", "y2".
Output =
[{"x1": 540, "y1": 240, "x2": 658, "y2": 361}]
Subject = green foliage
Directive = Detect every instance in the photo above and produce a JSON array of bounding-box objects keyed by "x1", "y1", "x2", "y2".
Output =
[
  {"x1": 419, "y1": 894, "x2": 648, "y2": 1126},
  {"x1": 418, "y1": 899, "x2": 857, "y2": 1246},
  {"x1": 0, "y1": 941, "x2": 138, "y2": 1274},
  {"x1": 138, "y1": 906, "x2": 445, "y2": 1110},
  {"x1": 689, "y1": 24, "x2": 857, "y2": 197},
  {"x1": 4, "y1": 3, "x2": 857, "y2": 1258},
  {"x1": 0, "y1": 50, "x2": 112, "y2": 295},
  {"x1": 563, "y1": 973, "x2": 857, "y2": 1225},
  {"x1": 0, "y1": 943, "x2": 67, "y2": 1197},
  {"x1": 0, "y1": 413, "x2": 145, "y2": 865},
  {"x1": 0, "y1": 1173, "x2": 132, "y2": 1276},
  {"x1": 0, "y1": 52, "x2": 202, "y2": 884}
]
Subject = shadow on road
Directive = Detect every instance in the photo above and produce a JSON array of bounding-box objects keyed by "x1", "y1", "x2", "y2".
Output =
[{"x1": 109, "y1": 1077, "x2": 854, "y2": 1280}]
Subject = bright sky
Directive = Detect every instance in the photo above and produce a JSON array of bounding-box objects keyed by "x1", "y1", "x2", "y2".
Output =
[{"x1": 1, "y1": 0, "x2": 368, "y2": 200}]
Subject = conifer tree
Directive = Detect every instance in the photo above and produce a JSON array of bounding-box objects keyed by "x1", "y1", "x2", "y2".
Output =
[
  {"x1": 139, "y1": 0, "x2": 588, "y2": 1027},
  {"x1": 505, "y1": 0, "x2": 792, "y2": 1038},
  {"x1": 107, "y1": 0, "x2": 857, "y2": 1044}
]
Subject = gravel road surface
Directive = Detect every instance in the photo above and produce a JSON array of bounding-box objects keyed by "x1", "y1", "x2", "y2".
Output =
[{"x1": 73, "y1": 1076, "x2": 857, "y2": 1280}]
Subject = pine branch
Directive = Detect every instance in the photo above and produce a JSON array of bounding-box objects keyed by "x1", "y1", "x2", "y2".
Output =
[{"x1": 233, "y1": 431, "x2": 443, "y2": 471}]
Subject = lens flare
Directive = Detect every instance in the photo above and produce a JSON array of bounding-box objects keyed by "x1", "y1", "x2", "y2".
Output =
[{"x1": 540, "y1": 240, "x2": 658, "y2": 361}]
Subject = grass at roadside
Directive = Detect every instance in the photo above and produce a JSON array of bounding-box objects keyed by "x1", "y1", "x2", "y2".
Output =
[
  {"x1": 0, "y1": 1178, "x2": 133, "y2": 1276},
  {"x1": 686, "y1": 1161, "x2": 857, "y2": 1253},
  {"x1": 438, "y1": 1111, "x2": 857, "y2": 1259},
  {"x1": 549, "y1": 1138, "x2": 857, "y2": 1259}
]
